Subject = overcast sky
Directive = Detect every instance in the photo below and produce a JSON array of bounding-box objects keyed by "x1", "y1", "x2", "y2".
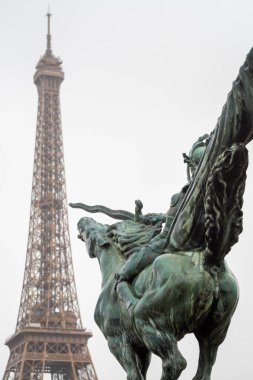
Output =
[{"x1": 1, "y1": 1, "x2": 253, "y2": 379}]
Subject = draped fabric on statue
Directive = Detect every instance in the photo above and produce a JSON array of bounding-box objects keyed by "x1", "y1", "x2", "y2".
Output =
[{"x1": 167, "y1": 48, "x2": 253, "y2": 252}]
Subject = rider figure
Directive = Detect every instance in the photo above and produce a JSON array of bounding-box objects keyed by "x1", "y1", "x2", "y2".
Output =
[{"x1": 115, "y1": 134, "x2": 210, "y2": 311}]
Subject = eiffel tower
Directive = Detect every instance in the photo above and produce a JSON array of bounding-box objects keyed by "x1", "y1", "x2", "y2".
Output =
[{"x1": 3, "y1": 13, "x2": 99, "y2": 380}]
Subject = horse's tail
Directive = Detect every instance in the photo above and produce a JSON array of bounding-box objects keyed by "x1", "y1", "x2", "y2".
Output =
[
  {"x1": 69, "y1": 202, "x2": 135, "y2": 221},
  {"x1": 204, "y1": 143, "x2": 248, "y2": 268}
]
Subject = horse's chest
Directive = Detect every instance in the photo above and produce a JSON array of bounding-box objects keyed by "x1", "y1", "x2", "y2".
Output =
[{"x1": 94, "y1": 289, "x2": 121, "y2": 337}]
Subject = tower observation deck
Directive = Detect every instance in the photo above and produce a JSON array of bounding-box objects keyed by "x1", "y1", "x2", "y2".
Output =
[{"x1": 3, "y1": 13, "x2": 99, "y2": 380}]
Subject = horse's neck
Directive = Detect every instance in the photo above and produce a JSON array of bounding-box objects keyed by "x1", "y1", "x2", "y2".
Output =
[{"x1": 98, "y1": 246, "x2": 125, "y2": 287}]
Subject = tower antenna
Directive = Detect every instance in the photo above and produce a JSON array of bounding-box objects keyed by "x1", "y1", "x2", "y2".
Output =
[{"x1": 46, "y1": 7, "x2": 52, "y2": 54}]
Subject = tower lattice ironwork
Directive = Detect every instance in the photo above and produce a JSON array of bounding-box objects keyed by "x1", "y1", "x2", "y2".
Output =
[{"x1": 3, "y1": 14, "x2": 98, "y2": 380}]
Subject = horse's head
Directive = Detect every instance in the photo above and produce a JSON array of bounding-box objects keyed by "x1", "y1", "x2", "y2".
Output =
[{"x1": 78, "y1": 217, "x2": 110, "y2": 258}]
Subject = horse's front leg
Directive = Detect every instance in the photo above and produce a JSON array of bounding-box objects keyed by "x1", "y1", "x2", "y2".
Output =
[{"x1": 107, "y1": 333, "x2": 145, "y2": 380}]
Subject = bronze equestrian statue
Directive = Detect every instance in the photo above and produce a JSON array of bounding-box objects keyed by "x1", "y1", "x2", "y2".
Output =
[{"x1": 70, "y1": 47, "x2": 253, "y2": 379}]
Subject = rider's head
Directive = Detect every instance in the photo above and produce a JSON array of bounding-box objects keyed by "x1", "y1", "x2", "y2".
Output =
[{"x1": 183, "y1": 134, "x2": 210, "y2": 181}]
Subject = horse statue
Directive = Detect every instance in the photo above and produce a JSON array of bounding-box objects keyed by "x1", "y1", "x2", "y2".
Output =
[{"x1": 70, "y1": 48, "x2": 253, "y2": 380}]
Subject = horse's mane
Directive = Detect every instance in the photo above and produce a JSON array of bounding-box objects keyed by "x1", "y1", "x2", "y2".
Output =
[{"x1": 106, "y1": 220, "x2": 163, "y2": 258}]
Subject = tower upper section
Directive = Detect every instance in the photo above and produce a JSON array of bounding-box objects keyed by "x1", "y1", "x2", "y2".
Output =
[{"x1": 34, "y1": 12, "x2": 64, "y2": 86}]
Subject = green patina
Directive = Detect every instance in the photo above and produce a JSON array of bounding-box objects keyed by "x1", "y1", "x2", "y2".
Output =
[{"x1": 70, "y1": 47, "x2": 253, "y2": 379}]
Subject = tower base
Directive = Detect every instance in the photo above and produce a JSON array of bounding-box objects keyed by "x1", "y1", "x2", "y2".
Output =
[{"x1": 3, "y1": 328, "x2": 98, "y2": 380}]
